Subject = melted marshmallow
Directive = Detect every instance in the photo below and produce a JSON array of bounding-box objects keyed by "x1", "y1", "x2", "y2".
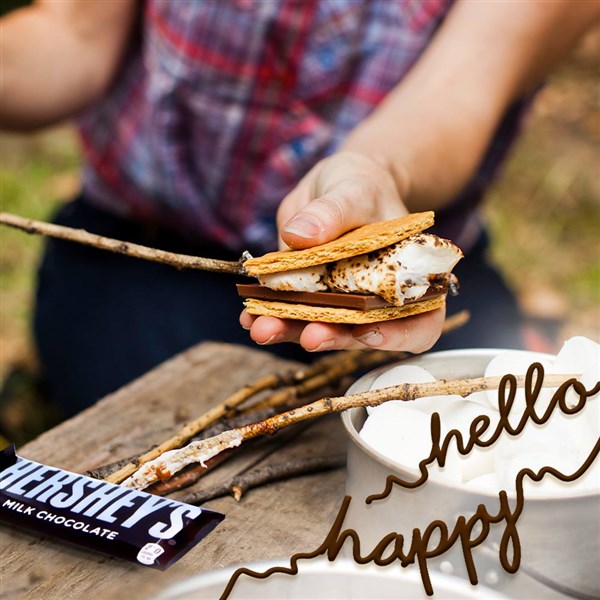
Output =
[{"x1": 258, "y1": 233, "x2": 463, "y2": 305}]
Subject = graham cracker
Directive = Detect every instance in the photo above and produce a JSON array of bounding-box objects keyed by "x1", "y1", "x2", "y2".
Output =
[
  {"x1": 243, "y1": 295, "x2": 445, "y2": 324},
  {"x1": 243, "y1": 211, "x2": 434, "y2": 276}
]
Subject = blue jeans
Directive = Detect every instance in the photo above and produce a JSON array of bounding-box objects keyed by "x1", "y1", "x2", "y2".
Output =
[{"x1": 34, "y1": 198, "x2": 523, "y2": 417}]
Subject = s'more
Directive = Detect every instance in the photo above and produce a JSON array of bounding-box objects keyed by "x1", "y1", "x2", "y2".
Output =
[{"x1": 238, "y1": 211, "x2": 463, "y2": 324}]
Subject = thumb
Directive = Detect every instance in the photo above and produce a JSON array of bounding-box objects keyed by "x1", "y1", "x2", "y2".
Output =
[{"x1": 280, "y1": 189, "x2": 377, "y2": 250}]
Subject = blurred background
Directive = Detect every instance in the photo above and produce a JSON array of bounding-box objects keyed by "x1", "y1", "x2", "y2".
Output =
[{"x1": 0, "y1": 15, "x2": 598, "y2": 446}]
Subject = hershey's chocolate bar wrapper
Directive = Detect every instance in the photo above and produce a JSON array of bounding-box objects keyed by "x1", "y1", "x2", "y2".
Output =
[{"x1": 0, "y1": 445, "x2": 223, "y2": 569}]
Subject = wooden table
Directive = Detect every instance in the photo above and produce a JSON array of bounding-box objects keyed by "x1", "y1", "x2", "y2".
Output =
[{"x1": 1, "y1": 343, "x2": 348, "y2": 599}]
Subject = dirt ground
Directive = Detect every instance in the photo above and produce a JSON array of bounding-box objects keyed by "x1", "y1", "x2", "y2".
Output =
[{"x1": 0, "y1": 29, "x2": 598, "y2": 445}]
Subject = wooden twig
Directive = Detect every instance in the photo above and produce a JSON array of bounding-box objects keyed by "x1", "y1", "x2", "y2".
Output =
[
  {"x1": 441, "y1": 309, "x2": 470, "y2": 334},
  {"x1": 179, "y1": 453, "x2": 346, "y2": 505},
  {"x1": 104, "y1": 352, "x2": 384, "y2": 484},
  {"x1": 92, "y1": 381, "x2": 336, "y2": 482},
  {"x1": 92, "y1": 396, "x2": 300, "y2": 480},
  {"x1": 86, "y1": 454, "x2": 140, "y2": 480},
  {"x1": 104, "y1": 310, "x2": 469, "y2": 484},
  {"x1": 0, "y1": 212, "x2": 247, "y2": 275},
  {"x1": 104, "y1": 370, "x2": 301, "y2": 483},
  {"x1": 91, "y1": 382, "x2": 339, "y2": 482},
  {"x1": 122, "y1": 372, "x2": 577, "y2": 490},
  {"x1": 247, "y1": 351, "x2": 393, "y2": 412},
  {"x1": 88, "y1": 405, "x2": 282, "y2": 480},
  {"x1": 148, "y1": 449, "x2": 236, "y2": 495},
  {"x1": 151, "y1": 419, "x2": 318, "y2": 495}
]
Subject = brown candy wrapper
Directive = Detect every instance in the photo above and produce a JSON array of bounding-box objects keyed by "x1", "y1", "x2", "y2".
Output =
[{"x1": 0, "y1": 445, "x2": 223, "y2": 569}]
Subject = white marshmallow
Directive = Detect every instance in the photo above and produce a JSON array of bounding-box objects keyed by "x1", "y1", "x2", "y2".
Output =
[
  {"x1": 359, "y1": 403, "x2": 461, "y2": 483},
  {"x1": 435, "y1": 401, "x2": 499, "y2": 483},
  {"x1": 484, "y1": 351, "x2": 554, "y2": 423},
  {"x1": 552, "y1": 336, "x2": 600, "y2": 410},
  {"x1": 463, "y1": 391, "x2": 493, "y2": 409},
  {"x1": 257, "y1": 234, "x2": 462, "y2": 305},
  {"x1": 554, "y1": 336, "x2": 600, "y2": 378},
  {"x1": 360, "y1": 404, "x2": 432, "y2": 471},
  {"x1": 368, "y1": 365, "x2": 436, "y2": 415},
  {"x1": 258, "y1": 265, "x2": 328, "y2": 292},
  {"x1": 494, "y1": 410, "x2": 597, "y2": 496}
]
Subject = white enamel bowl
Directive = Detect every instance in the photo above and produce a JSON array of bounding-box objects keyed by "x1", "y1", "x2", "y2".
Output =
[
  {"x1": 341, "y1": 349, "x2": 599, "y2": 599},
  {"x1": 155, "y1": 557, "x2": 508, "y2": 599}
]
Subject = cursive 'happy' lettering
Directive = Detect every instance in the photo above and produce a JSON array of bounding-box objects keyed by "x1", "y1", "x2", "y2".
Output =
[{"x1": 220, "y1": 363, "x2": 599, "y2": 599}]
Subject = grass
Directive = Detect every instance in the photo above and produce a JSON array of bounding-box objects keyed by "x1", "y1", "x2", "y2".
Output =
[
  {"x1": 0, "y1": 127, "x2": 80, "y2": 374},
  {"x1": 0, "y1": 128, "x2": 80, "y2": 444}
]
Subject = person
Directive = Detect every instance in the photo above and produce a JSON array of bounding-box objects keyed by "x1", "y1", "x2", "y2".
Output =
[{"x1": 0, "y1": 0, "x2": 597, "y2": 416}]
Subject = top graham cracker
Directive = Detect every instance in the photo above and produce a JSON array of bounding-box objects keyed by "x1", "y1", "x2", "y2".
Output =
[{"x1": 243, "y1": 211, "x2": 435, "y2": 276}]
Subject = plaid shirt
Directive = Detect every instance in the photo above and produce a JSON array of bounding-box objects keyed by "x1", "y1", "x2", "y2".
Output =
[{"x1": 78, "y1": 0, "x2": 524, "y2": 253}]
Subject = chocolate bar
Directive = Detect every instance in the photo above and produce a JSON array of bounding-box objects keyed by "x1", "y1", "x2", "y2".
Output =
[
  {"x1": 0, "y1": 445, "x2": 223, "y2": 569},
  {"x1": 236, "y1": 282, "x2": 450, "y2": 310}
]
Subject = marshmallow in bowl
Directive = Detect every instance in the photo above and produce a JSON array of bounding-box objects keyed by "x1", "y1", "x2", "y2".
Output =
[
  {"x1": 554, "y1": 336, "x2": 599, "y2": 383},
  {"x1": 359, "y1": 336, "x2": 600, "y2": 496},
  {"x1": 494, "y1": 411, "x2": 598, "y2": 494},
  {"x1": 436, "y1": 400, "x2": 499, "y2": 482},
  {"x1": 483, "y1": 350, "x2": 554, "y2": 419},
  {"x1": 360, "y1": 403, "x2": 462, "y2": 484},
  {"x1": 366, "y1": 365, "x2": 496, "y2": 483},
  {"x1": 258, "y1": 233, "x2": 463, "y2": 306},
  {"x1": 366, "y1": 365, "x2": 436, "y2": 415},
  {"x1": 553, "y1": 336, "x2": 600, "y2": 408},
  {"x1": 553, "y1": 337, "x2": 600, "y2": 442}
]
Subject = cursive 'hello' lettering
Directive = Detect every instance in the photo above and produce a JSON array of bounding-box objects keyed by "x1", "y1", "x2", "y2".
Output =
[{"x1": 367, "y1": 363, "x2": 596, "y2": 499}]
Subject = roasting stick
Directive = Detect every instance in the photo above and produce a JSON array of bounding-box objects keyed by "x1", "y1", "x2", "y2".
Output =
[
  {"x1": 104, "y1": 310, "x2": 469, "y2": 484},
  {"x1": 104, "y1": 351, "x2": 365, "y2": 484},
  {"x1": 122, "y1": 372, "x2": 577, "y2": 490},
  {"x1": 0, "y1": 212, "x2": 248, "y2": 275},
  {"x1": 179, "y1": 453, "x2": 347, "y2": 505},
  {"x1": 105, "y1": 350, "x2": 408, "y2": 484}
]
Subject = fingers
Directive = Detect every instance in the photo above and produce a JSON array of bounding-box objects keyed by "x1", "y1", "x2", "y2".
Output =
[
  {"x1": 242, "y1": 311, "x2": 354, "y2": 350},
  {"x1": 239, "y1": 310, "x2": 257, "y2": 330},
  {"x1": 298, "y1": 308, "x2": 445, "y2": 352},
  {"x1": 242, "y1": 313, "x2": 306, "y2": 346},
  {"x1": 276, "y1": 184, "x2": 311, "y2": 250},
  {"x1": 277, "y1": 153, "x2": 406, "y2": 250},
  {"x1": 280, "y1": 188, "x2": 376, "y2": 249},
  {"x1": 299, "y1": 322, "x2": 358, "y2": 351},
  {"x1": 241, "y1": 307, "x2": 446, "y2": 354},
  {"x1": 352, "y1": 307, "x2": 446, "y2": 353}
]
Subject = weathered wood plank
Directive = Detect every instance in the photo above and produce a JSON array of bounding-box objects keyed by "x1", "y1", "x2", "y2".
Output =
[{"x1": 1, "y1": 343, "x2": 348, "y2": 600}]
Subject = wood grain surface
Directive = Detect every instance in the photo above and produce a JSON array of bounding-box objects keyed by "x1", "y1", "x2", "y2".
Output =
[{"x1": 0, "y1": 343, "x2": 348, "y2": 599}]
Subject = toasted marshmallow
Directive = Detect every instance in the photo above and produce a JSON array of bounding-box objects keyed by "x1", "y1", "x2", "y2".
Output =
[
  {"x1": 258, "y1": 265, "x2": 328, "y2": 292},
  {"x1": 258, "y1": 234, "x2": 462, "y2": 305},
  {"x1": 325, "y1": 234, "x2": 462, "y2": 305}
]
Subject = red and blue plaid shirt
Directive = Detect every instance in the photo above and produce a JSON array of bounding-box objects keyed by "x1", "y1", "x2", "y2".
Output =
[{"x1": 78, "y1": 0, "x2": 525, "y2": 253}]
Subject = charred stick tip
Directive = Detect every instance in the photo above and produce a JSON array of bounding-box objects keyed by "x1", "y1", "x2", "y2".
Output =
[{"x1": 232, "y1": 485, "x2": 244, "y2": 502}]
